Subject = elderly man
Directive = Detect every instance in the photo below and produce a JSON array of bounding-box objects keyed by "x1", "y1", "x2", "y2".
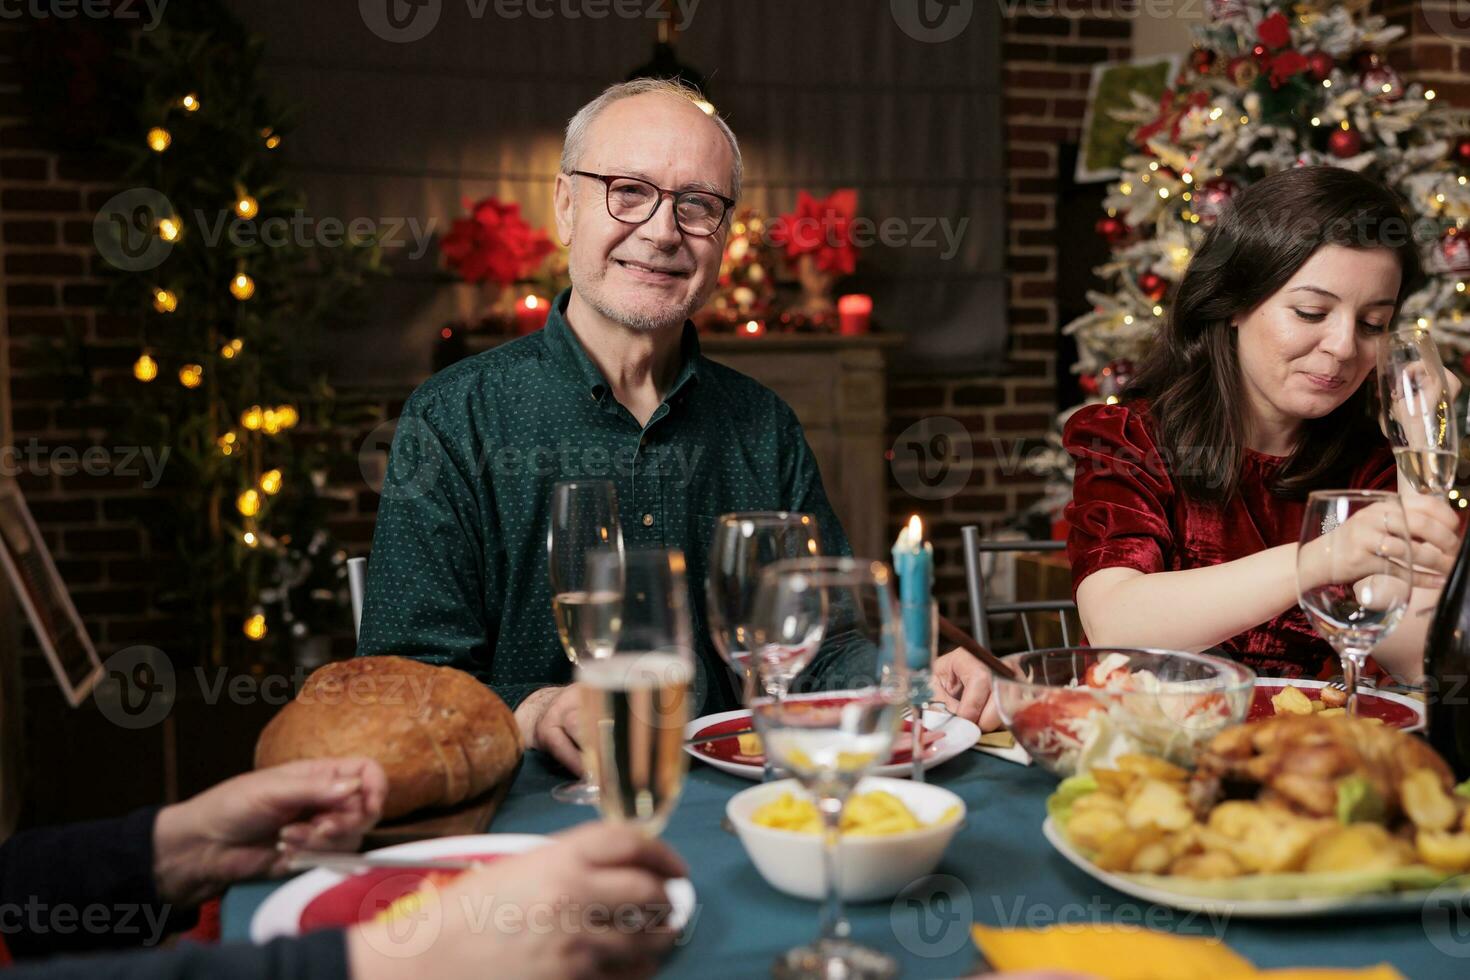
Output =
[{"x1": 357, "y1": 79, "x2": 851, "y2": 775}]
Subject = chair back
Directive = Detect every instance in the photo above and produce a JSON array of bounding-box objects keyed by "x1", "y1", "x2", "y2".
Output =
[{"x1": 960, "y1": 526, "x2": 1078, "y2": 652}]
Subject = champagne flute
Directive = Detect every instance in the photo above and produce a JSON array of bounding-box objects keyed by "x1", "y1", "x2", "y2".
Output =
[
  {"x1": 1378, "y1": 328, "x2": 1457, "y2": 496},
  {"x1": 749, "y1": 558, "x2": 907, "y2": 980},
  {"x1": 548, "y1": 479, "x2": 624, "y2": 805},
  {"x1": 578, "y1": 548, "x2": 693, "y2": 837},
  {"x1": 1297, "y1": 490, "x2": 1413, "y2": 714}
]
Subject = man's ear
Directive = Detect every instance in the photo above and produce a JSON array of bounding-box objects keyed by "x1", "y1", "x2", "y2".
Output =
[{"x1": 553, "y1": 172, "x2": 574, "y2": 246}]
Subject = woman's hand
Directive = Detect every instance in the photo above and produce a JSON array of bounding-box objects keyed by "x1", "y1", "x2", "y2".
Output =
[
  {"x1": 1299, "y1": 497, "x2": 1456, "y2": 594},
  {"x1": 933, "y1": 648, "x2": 1004, "y2": 731},
  {"x1": 153, "y1": 758, "x2": 388, "y2": 907}
]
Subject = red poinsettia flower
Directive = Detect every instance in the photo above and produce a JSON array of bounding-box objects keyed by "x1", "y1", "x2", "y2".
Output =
[
  {"x1": 439, "y1": 197, "x2": 555, "y2": 286},
  {"x1": 1268, "y1": 50, "x2": 1310, "y2": 86},
  {"x1": 1134, "y1": 89, "x2": 1211, "y2": 148},
  {"x1": 1257, "y1": 11, "x2": 1291, "y2": 50},
  {"x1": 771, "y1": 189, "x2": 860, "y2": 276}
]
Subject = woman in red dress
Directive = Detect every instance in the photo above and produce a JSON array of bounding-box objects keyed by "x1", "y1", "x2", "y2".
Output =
[{"x1": 1064, "y1": 166, "x2": 1460, "y2": 683}]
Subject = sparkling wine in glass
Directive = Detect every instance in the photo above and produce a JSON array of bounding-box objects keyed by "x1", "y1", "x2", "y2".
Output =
[
  {"x1": 579, "y1": 548, "x2": 693, "y2": 837},
  {"x1": 749, "y1": 557, "x2": 907, "y2": 980},
  {"x1": 706, "y1": 512, "x2": 821, "y2": 699},
  {"x1": 1378, "y1": 328, "x2": 1457, "y2": 496},
  {"x1": 547, "y1": 480, "x2": 624, "y2": 805},
  {"x1": 1297, "y1": 490, "x2": 1413, "y2": 714}
]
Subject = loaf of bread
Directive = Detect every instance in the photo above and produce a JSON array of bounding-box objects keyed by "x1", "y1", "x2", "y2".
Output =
[{"x1": 255, "y1": 656, "x2": 522, "y2": 820}]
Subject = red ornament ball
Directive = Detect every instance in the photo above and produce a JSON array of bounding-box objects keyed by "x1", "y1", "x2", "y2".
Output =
[
  {"x1": 1328, "y1": 128, "x2": 1362, "y2": 158},
  {"x1": 1079, "y1": 373, "x2": 1100, "y2": 396},
  {"x1": 1454, "y1": 137, "x2": 1470, "y2": 166},
  {"x1": 1138, "y1": 272, "x2": 1168, "y2": 302},
  {"x1": 1190, "y1": 48, "x2": 1216, "y2": 73},
  {"x1": 1360, "y1": 63, "x2": 1403, "y2": 102},
  {"x1": 1308, "y1": 51, "x2": 1334, "y2": 81},
  {"x1": 1441, "y1": 234, "x2": 1470, "y2": 275},
  {"x1": 1095, "y1": 215, "x2": 1127, "y2": 246}
]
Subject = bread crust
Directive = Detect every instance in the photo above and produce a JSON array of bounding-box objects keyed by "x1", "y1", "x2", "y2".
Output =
[{"x1": 255, "y1": 656, "x2": 522, "y2": 820}]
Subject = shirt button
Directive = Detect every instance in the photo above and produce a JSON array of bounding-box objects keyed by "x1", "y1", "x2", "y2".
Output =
[{"x1": 642, "y1": 513, "x2": 654, "y2": 527}]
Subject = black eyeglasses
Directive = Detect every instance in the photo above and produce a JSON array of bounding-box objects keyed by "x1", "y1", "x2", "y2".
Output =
[{"x1": 570, "y1": 171, "x2": 734, "y2": 238}]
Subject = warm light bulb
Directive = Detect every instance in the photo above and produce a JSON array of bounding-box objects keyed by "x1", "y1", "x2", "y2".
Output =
[
  {"x1": 133, "y1": 353, "x2": 158, "y2": 382},
  {"x1": 260, "y1": 469, "x2": 283, "y2": 495},
  {"x1": 264, "y1": 133, "x2": 281, "y2": 149},
  {"x1": 146, "y1": 127, "x2": 172, "y2": 152},
  {"x1": 230, "y1": 273, "x2": 256, "y2": 301},
  {"x1": 242, "y1": 531, "x2": 257, "y2": 547},
  {"x1": 217, "y1": 431, "x2": 237, "y2": 451},
  {"x1": 158, "y1": 217, "x2": 181, "y2": 242},
  {"x1": 235, "y1": 195, "x2": 259, "y2": 219},
  {"x1": 261, "y1": 409, "x2": 283, "y2": 435},
  {"x1": 181, "y1": 93, "x2": 200, "y2": 112},
  {"x1": 178, "y1": 364, "x2": 203, "y2": 389},
  {"x1": 1426, "y1": 90, "x2": 1437, "y2": 101},
  {"x1": 241, "y1": 405, "x2": 264, "y2": 430},
  {"x1": 275, "y1": 405, "x2": 299, "y2": 429},
  {"x1": 243, "y1": 612, "x2": 267, "y2": 640},
  {"x1": 152, "y1": 288, "x2": 178, "y2": 313},
  {"x1": 237, "y1": 489, "x2": 261, "y2": 517}
]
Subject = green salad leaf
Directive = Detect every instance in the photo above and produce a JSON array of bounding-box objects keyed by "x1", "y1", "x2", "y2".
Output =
[
  {"x1": 1047, "y1": 773, "x2": 1099, "y2": 825},
  {"x1": 1455, "y1": 779, "x2": 1470, "y2": 801},
  {"x1": 1336, "y1": 775, "x2": 1386, "y2": 825}
]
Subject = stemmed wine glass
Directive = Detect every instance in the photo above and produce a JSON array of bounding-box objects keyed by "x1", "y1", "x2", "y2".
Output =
[
  {"x1": 579, "y1": 548, "x2": 694, "y2": 837},
  {"x1": 547, "y1": 479, "x2": 625, "y2": 805},
  {"x1": 1378, "y1": 327, "x2": 1458, "y2": 496},
  {"x1": 707, "y1": 512, "x2": 822, "y2": 781},
  {"x1": 748, "y1": 558, "x2": 907, "y2": 980},
  {"x1": 1297, "y1": 490, "x2": 1413, "y2": 714}
]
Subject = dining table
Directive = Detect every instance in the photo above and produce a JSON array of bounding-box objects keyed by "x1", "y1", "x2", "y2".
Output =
[{"x1": 222, "y1": 748, "x2": 1461, "y2": 978}]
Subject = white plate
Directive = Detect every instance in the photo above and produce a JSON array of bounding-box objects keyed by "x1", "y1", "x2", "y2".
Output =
[
  {"x1": 684, "y1": 693, "x2": 981, "y2": 781},
  {"x1": 1253, "y1": 677, "x2": 1426, "y2": 731},
  {"x1": 251, "y1": 834, "x2": 697, "y2": 942},
  {"x1": 1043, "y1": 817, "x2": 1454, "y2": 919}
]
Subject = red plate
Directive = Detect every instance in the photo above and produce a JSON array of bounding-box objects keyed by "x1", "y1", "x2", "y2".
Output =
[
  {"x1": 298, "y1": 854, "x2": 502, "y2": 932},
  {"x1": 690, "y1": 698, "x2": 943, "y2": 767},
  {"x1": 1248, "y1": 682, "x2": 1422, "y2": 729}
]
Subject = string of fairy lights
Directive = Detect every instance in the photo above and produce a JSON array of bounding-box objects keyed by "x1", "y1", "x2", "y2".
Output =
[{"x1": 130, "y1": 91, "x2": 294, "y2": 642}]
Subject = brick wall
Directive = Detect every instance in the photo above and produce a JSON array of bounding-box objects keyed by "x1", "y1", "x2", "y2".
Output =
[
  {"x1": 886, "y1": 8, "x2": 1133, "y2": 623},
  {"x1": 1376, "y1": 1, "x2": 1470, "y2": 101}
]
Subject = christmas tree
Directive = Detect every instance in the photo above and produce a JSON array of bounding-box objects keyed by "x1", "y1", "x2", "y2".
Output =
[
  {"x1": 88, "y1": 6, "x2": 384, "y2": 665},
  {"x1": 1036, "y1": 0, "x2": 1470, "y2": 517}
]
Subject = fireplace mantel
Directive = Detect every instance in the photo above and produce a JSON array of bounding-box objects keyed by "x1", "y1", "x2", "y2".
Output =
[{"x1": 465, "y1": 331, "x2": 903, "y2": 560}]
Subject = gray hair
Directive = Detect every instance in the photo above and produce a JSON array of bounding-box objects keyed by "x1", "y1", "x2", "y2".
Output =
[{"x1": 560, "y1": 78, "x2": 742, "y2": 201}]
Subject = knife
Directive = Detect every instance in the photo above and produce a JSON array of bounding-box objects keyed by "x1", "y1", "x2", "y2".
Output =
[{"x1": 282, "y1": 850, "x2": 485, "y2": 874}]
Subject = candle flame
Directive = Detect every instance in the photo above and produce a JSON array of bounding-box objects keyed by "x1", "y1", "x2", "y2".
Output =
[{"x1": 907, "y1": 514, "x2": 922, "y2": 545}]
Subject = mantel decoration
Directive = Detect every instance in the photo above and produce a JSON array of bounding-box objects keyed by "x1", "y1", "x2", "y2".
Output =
[
  {"x1": 772, "y1": 189, "x2": 861, "y2": 323},
  {"x1": 1022, "y1": 0, "x2": 1470, "y2": 534},
  {"x1": 440, "y1": 196, "x2": 560, "y2": 331}
]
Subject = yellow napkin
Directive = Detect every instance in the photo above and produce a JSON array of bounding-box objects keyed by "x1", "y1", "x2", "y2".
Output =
[{"x1": 972, "y1": 924, "x2": 1404, "y2": 980}]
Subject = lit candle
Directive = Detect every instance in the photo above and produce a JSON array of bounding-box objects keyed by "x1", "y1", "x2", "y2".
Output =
[
  {"x1": 515, "y1": 294, "x2": 549, "y2": 334},
  {"x1": 891, "y1": 514, "x2": 933, "y2": 672},
  {"x1": 740, "y1": 318, "x2": 766, "y2": 338},
  {"x1": 837, "y1": 294, "x2": 872, "y2": 336}
]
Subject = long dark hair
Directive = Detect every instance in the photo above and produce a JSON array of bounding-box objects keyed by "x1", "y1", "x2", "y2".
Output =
[{"x1": 1129, "y1": 166, "x2": 1424, "y2": 503}]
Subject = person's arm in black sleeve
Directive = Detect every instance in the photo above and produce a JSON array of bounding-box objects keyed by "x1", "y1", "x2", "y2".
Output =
[
  {"x1": 0, "y1": 930, "x2": 348, "y2": 980},
  {"x1": 0, "y1": 806, "x2": 196, "y2": 959}
]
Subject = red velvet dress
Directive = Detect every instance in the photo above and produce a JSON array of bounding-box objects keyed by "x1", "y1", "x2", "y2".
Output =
[{"x1": 1062, "y1": 401, "x2": 1396, "y2": 680}]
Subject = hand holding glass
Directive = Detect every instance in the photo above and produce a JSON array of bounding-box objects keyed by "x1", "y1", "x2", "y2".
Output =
[{"x1": 1378, "y1": 328, "x2": 1457, "y2": 496}]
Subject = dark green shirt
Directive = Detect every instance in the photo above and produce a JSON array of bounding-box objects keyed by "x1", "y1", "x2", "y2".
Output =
[{"x1": 358, "y1": 290, "x2": 852, "y2": 714}]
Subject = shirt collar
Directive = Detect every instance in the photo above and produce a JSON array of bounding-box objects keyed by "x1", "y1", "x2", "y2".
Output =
[{"x1": 542, "y1": 288, "x2": 703, "y2": 403}]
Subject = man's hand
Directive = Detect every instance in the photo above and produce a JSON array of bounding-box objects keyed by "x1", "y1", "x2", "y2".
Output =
[
  {"x1": 153, "y1": 758, "x2": 387, "y2": 907},
  {"x1": 933, "y1": 648, "x2": 1003, "y2": 731},
  {"x1": 514, "y1": 684, "x2": 586, "y2": 775},
  {"x1": 348, "y1": 821, "x2": 687, "y2": 980}
]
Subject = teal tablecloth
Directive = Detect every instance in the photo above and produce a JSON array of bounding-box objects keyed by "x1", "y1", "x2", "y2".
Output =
[{"x1": 222, "y1": 750, "x2": 1463, "y2": 978}]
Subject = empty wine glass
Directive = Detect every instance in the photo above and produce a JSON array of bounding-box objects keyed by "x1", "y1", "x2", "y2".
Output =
[
  {"x1": 1297, "y1": 490, "x2": 1413, "y2": 714},
  {"x1": 579, "y1": 548, "x2": 693, "y2": 837},
  {"x1": 547, "y1": 479, "x2": 624, "y2": 805},
  {"x1": 749, "y1": 558, "x2": 907, "y2": 980},
  {"x1": 706, "y1": 512, "x2": 821, "y2": 701},
  {"x1": 1378, "y1": 328, "x2": 1457, "y2": 496}
]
